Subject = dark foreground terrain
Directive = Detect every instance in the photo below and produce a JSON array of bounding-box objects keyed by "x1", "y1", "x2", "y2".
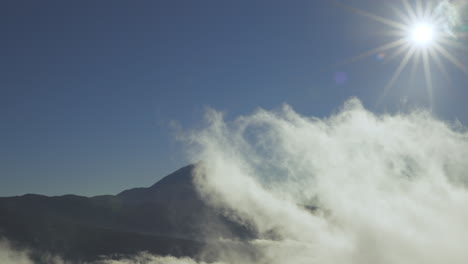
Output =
[{"x1": 0, "y1": 165, "x2": 253, "y2": 263}]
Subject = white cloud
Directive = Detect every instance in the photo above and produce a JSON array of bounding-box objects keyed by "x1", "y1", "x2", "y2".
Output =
[{"x1": 185, "y1": 98, "x2": 468, "y2": 264}]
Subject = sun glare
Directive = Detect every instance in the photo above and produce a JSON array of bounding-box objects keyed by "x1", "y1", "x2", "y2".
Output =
[{"x1": 410, "y1": 23, "x2": 435, "y2": 46}]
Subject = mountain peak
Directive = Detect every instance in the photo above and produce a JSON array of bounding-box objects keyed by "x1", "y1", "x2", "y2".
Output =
[
  {"x1": 149, "y1": 164, "x2": 196, "y2": 189},
  {"x1": 117, "y1": 164, "x2": 198, "y2": 204}
]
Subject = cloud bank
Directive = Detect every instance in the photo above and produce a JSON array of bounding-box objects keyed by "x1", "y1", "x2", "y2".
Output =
[{"x1": 186, "y1": 98, "x2": 468, "y2": 264}]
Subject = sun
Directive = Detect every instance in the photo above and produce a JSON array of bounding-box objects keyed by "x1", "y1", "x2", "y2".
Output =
[
  {"x1": 410, "y1": 23, "x2": 435, "y2": 46},
  {"x1": 335, "y1": 0, "x2": 468, "y2": 108}
]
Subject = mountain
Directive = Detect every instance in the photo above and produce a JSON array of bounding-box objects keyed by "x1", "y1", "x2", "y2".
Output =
[{"x1": 0, "y1": 164, "x2": 252, "y2": 263}]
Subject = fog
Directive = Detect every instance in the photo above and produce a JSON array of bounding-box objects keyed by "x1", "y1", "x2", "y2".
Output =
[{"x1": 2, "y1": 98, "x2": 468, "y2": 263}]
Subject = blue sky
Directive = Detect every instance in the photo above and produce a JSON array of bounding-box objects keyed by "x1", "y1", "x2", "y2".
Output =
[{"x1": 1, "y1": 0, "x2": 466, "y2": 196}]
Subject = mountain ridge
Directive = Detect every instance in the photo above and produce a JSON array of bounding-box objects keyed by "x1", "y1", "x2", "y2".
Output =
[{"x1": 0, "y1": 164, "x2": 252, "y2": 263}]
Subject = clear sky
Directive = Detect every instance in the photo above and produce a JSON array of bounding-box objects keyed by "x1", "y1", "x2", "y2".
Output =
[{"x1": 1, "y1": 0, "x2": 467, "y2": 196}]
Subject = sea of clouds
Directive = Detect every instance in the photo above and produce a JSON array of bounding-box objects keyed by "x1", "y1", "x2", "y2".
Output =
[{"x1": 2, "y1": 98, "x2": 468, "y2": 263}]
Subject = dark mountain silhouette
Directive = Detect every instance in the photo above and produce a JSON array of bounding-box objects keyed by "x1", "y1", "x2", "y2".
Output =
[{"x1": 0, "y1": 164, "x2": 252, "y2": 263}]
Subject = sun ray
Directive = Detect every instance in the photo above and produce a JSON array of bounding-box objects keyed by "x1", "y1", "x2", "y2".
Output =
[
  {"x1": 383, "y1": 29, "x2": 408, "y2": 37},
  {"x1": 377, "y1": 48, "x2": 416, "y2": 105},
  {"x1": 409, "y1": 49, "x2": 422, "y2": 83},
  {"x1": 422, "y1": 49, "x2": 434, "y2": 109},
  {"x1": 386, "y1": 48, "x2": 415, "y2": 90},
  {"x1": 434, "y1": 44, "x2": 468, "y2": 74},
  {"x1": 401, "y1": 0, "x2": 418, "y2": 22},
  {"x1": 337, "y1": 38, "x2": 407, "y2": 66},
  {"x1": 438, "y1": 37, "x2": 468, "y2": 52},
  {"x1": 333, "y1": 1, "x2": 408, "y2": 31},
  {"x1": 385, "y1": 43, "x2": 411, "y2": 62},
  {"x1": 423, "y1": 0, "x2": 433, "y2": 18},
  {"x1": 430, "y1": 49, "x2": 451, "y2": 82},
  {"x1": 391, "y1": 4, "x2": 412, "y2": 25},
  {"x1": 415, "y1": 0, "x2": 424, "y2": 17}
]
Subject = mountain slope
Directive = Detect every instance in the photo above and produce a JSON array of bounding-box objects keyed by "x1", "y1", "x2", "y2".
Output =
[{"x1": 0, "y1": 164, "x2": 251, "y2": 263}]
